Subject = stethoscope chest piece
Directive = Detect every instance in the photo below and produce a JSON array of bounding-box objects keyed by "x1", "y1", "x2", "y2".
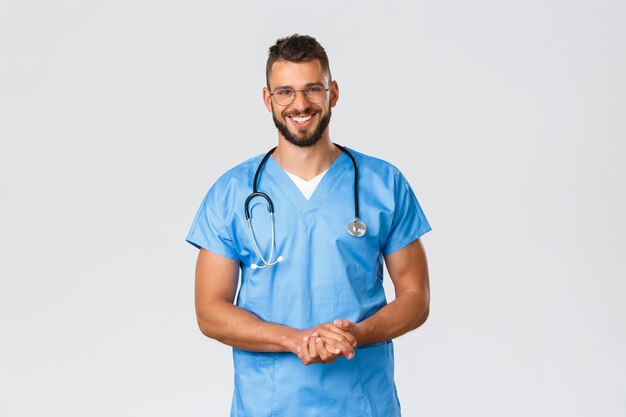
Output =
[{"x1": 347, "y1": 219, "x2": 367, "y2": 237}]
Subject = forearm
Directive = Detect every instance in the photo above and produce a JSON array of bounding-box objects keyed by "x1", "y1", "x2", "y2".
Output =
[
  {"x1": 356, "y1": 288, "x2": 429, "y2": 346},
  {"x1": 196, "y1": 299, "x2": 299, "y2": 353}
]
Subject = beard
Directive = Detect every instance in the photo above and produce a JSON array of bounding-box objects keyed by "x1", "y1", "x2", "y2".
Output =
[{"x1": 272, "y1": 107, "x2": 332, "y2": 148}]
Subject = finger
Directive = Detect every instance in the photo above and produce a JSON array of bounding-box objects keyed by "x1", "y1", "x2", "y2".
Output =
[
  {"x1": 299, "y1": 336, "x2": 312, "y2": 365},
  {"x1": 315, "y1": 337, "x2": 331, "y2": 361},
  {"x1": 333, "y1": 319, "x2": 348, "y2": 328},
  {"x1": 316, "y1": 328, "x2": 355, "y2": 356},
  {"x1": 308, "y1": 335, "x2": 319, "y2": 360},
  {"x1": 328, "y1": 324, "x2": 357, "y2": 347},
  {"x1": 315, "y1": 337, "x2": 337, "y2": 362},
  {"x1": 316, "y1": 327, "x2": 352, "y2": 347},
  {"x1": 322, "y1": 342, "x2": 341, "y2": 357},
  {"x1": 316, "y1": 331, "x2": 353, "y2": 358},
  {"x1": 324, "y1": 342, "x2": 354, "y2": 360},
  {"x1": 321, "y1": 340, "x2": 340, "y2": 356},
  {"x1": 320, "y1": 344, "x2": 337, "y2": 364},
  {"x1": 317, "y1": 338, "x2": 341, "y2": 362},
  {"x1": 319, "y1": 336, "x2": 354, "y2": 359}
]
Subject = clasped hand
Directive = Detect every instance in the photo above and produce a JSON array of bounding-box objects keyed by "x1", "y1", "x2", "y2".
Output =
[{"x1": 294, "y1": 319, "x2": 359, "y2": 366}]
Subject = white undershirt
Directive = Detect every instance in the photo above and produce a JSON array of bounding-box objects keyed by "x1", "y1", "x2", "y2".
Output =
[{"x1": 285, "y1": 169, "x2": 329, "y2": 200}]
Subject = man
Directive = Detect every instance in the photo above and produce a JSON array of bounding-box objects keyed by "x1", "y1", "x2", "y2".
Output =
[{"x1": 186, "y1": 34, "x2": 431, "y2": 417}]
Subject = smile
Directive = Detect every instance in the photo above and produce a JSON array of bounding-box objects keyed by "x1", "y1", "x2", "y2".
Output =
[{"x1": 289, "y1": 114, "x2": 313, "y2": 125}]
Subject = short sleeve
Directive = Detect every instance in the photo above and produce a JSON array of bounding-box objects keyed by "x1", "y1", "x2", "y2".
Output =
[
  {"x1": 381, "y1": 171, "x2": 432, "y2": 256},
  {"x1": 185, "y1": 188, "x2": 240, "y2": 261}
]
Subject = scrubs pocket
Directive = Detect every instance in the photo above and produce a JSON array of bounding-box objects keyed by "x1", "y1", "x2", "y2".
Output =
[
  {"x1": 355, "y1": 341, "x2": 402, "y2": 417},
  {"x1": 271, "y1": 353, "x2": 372, "y2": 417},
  {"x1": 231, "y1": 349, "x2": 275, "y2": 417}
]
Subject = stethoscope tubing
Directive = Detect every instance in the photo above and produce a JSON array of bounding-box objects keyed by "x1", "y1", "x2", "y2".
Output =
[
  {"x1": 245, "y1": 144, "x2": 363, "y2": 269},
  {"x1": 246, "y1": 213, "x2": 280, "y2": 269},
  {"x1": 334, "y1": 143, "x2": 360, "y2": 220}
]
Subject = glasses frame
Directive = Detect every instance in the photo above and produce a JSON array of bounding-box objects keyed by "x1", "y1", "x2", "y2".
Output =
[{"x1": 269, "y1": 84, "x2": 331, "y2": 106}]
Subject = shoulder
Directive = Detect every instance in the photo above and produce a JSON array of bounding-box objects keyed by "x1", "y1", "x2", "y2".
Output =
[
  {"x1": 343, "y1": 147, "x2": 404, "y2": 184},
  {"x1": 216, "y1": 153, "x2": 265, "y2": 183},
  {"x1": 199, "y1": 153, "x2": 264, "y2": 214},
  {"x1": 209, "y1": 154, "x2": 264, "y2": 193}
]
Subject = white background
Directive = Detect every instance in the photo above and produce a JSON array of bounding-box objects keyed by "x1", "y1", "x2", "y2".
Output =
[{"x1": 1, "y1": 1, "x2": 625, "y2": 416}]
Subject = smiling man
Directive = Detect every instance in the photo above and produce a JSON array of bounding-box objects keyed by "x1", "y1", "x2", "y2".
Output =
[
  {"x1": 186, "y1": 34, "x2": 431, "y2": 417},
  {"x1": 267, "y1": 59, "x2": 333, "y2": 148}
]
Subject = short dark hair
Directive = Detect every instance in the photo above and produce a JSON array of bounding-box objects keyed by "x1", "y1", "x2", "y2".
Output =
[{"x1": 266, "y1": 34, "x2": 332, "y2": 88}]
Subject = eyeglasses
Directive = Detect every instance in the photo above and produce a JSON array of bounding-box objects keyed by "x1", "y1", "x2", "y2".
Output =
[{"x1": 269, "y1": 84, "x2": 330, "y2": 106}]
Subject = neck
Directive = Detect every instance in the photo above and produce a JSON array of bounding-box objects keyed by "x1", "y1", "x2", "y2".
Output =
[{"x1": 272, "y1": 135, "x2": 341, "y2": 180}]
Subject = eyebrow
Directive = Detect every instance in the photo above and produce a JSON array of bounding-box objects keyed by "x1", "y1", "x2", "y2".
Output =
[{"x1": 274, "y1": 82, "x2": 326, "y2": 90}]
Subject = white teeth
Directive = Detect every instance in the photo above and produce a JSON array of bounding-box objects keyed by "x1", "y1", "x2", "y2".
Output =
[{"x1": 291, "y1": 115, "x2": 312, "y2": 124}]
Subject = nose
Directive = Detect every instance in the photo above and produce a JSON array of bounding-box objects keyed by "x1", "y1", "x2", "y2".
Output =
[{"x1": 290, "y1": 90, "x2": 311, "y2": 111}]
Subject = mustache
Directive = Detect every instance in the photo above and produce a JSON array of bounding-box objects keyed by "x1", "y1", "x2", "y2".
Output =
[{"x1": 282, "y1": 109, "x2": 317, "y2": 117}]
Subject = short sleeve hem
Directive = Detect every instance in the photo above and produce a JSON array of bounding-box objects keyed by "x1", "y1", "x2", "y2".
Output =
[
  {"x1": 381, "y1": 224, "x2": 432, "y2": 257},
  {"x1": 185, "y1": 238, "x2": 240, "y2": 262}
]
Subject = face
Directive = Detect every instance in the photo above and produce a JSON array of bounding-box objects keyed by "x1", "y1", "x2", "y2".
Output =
[{"x1": 264, "y1": 60, "x2": 338, "y2": 147}]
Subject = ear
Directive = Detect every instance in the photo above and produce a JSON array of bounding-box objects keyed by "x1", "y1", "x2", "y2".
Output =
[
  {"x1": 329, "y1": 80, "x2": 339, "y2": 108},
  {"x1": 262, "y1": 87, "x2": 273, "y2": 112}
]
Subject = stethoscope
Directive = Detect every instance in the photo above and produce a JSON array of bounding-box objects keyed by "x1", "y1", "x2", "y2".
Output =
[{"x1": 244, "y1": 144, "x2": 367, "y2": 270}]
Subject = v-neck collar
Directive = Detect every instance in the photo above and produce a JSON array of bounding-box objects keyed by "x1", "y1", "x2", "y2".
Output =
[{"x1": 263, "y1": 151, "x2": 351, "y2": 225}]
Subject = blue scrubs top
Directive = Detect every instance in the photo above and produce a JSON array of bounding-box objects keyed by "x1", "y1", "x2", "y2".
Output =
[{"x1": 186, "y1": 148, "x2": 431, "y2": 417}]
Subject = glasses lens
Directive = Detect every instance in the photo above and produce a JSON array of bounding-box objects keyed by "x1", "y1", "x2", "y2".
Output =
[
  {"x1": 304, "y1": 86, "x2": 326, "y2": 103},
  {"x1": 273, "y1": 88, "x2": 295, "y2": 105}
]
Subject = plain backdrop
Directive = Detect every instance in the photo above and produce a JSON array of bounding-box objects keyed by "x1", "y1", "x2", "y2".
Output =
[{"x1": 1, "y1": 1, "x2": 625, "y2": 416}]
